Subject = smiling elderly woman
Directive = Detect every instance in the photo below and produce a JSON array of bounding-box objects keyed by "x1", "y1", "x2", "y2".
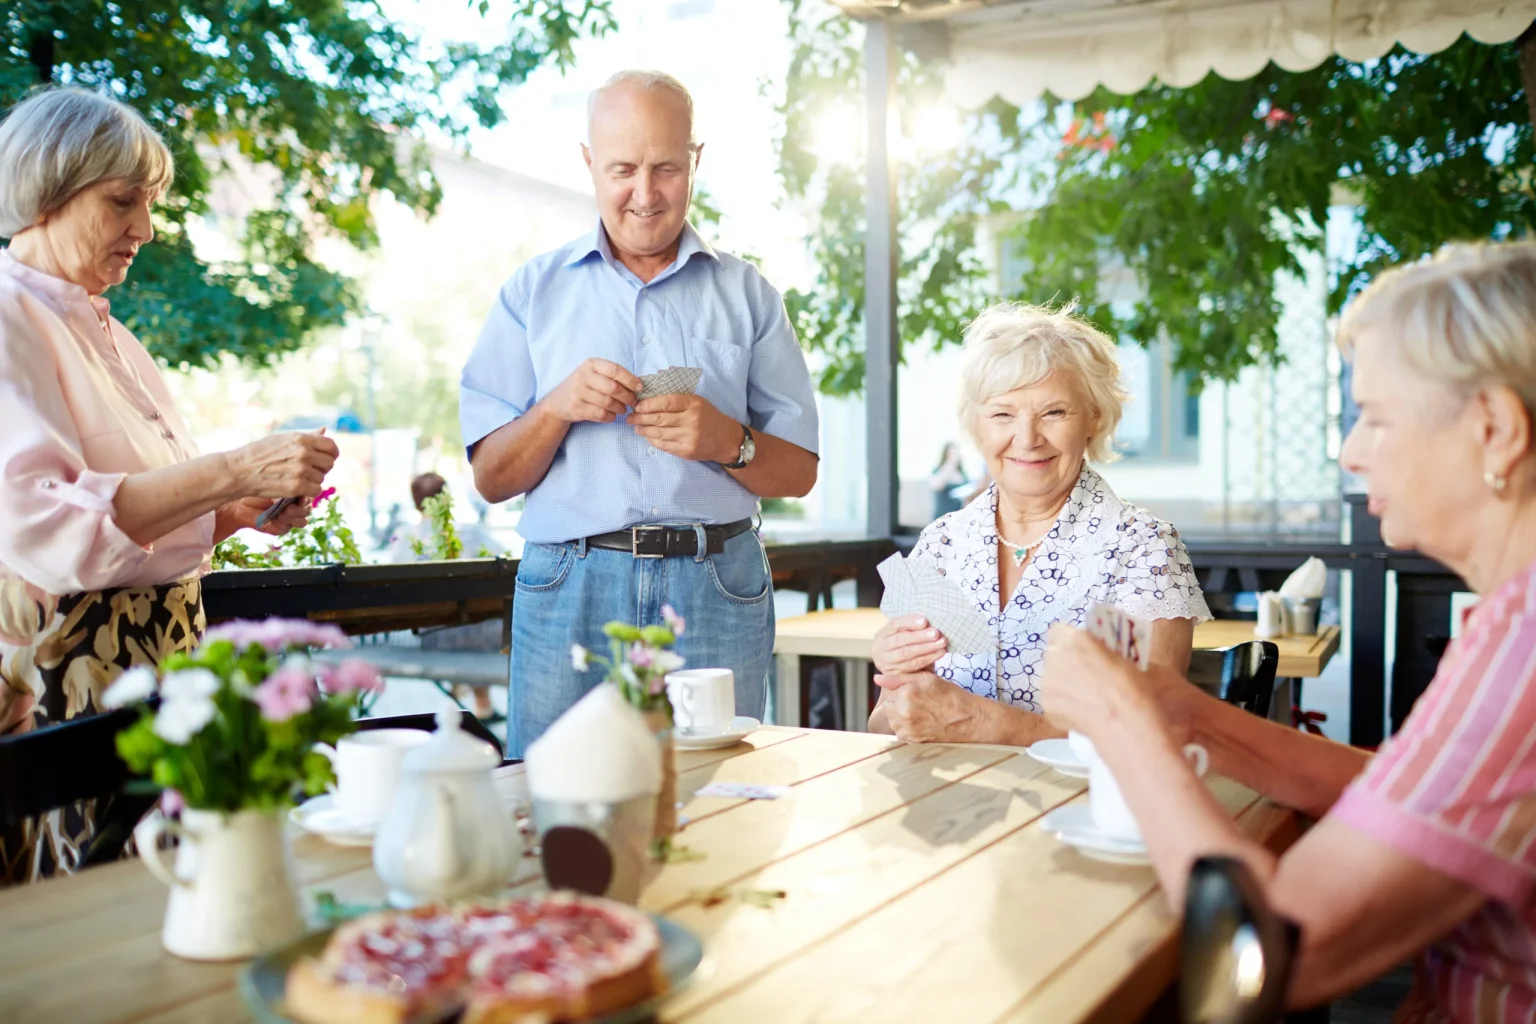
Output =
[
  {"x1": 869, "y1": 302, "x2": 1210, "y2": 744},
  {"x1": 0, "y1": 89, "x2": 338, "y2": 885},
  {"x1": 1039, "y1": 241, "x2": 1536, "y2": 1020}
]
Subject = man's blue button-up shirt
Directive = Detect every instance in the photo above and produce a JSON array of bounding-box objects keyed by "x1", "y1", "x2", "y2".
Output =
[{"x1": 460, "y1": 222, "x2": 820, "y2": 544}]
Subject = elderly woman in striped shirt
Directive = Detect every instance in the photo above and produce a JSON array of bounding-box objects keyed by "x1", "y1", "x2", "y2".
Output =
[{"x1": 1039, "y1": 241, "x2": 1536, "y2": 1021}]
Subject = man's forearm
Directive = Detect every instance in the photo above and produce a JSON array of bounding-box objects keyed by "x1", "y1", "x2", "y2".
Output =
[
  {"x1": 471, "y1": 402, "x2": 572, "y2": 503},
  {"x1": 725, "y1": 430, "x2": 817, "y2": 498},
  {"x1": 1181, "y1": 691, "x2": 1369, "y2": 818}
]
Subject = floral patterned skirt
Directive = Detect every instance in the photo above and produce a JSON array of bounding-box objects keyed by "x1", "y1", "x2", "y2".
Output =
[{"x1": 0, "y1": 576, "x2": 204, "y2": 886}]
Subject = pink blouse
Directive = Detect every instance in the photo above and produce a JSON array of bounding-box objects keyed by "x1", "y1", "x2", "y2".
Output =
[{"x1": 0, "y1": 250, "x2": 213, "y2": 596}]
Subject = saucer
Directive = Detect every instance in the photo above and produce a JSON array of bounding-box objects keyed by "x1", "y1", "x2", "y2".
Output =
[
  {"x1": 1040, "y1": 805, "x2": 1151, "y2": 866},
  {"x1": 673, "y1": 716, "x2": 761, "y2": 751},
  {"x1": 1026, "y1": 739, "x2": 1090, "y2": 778},
  {"x1": 289, "y1": 795, "x2": 378, "y2": 847}
]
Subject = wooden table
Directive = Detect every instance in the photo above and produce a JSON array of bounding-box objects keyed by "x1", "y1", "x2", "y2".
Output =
[
  {"x1": 0, "y1": 727, "x2": 1298, "y2": 1024},
  {"x1": 773, "y1": 608, "x2": 1341, "y2": 730}
]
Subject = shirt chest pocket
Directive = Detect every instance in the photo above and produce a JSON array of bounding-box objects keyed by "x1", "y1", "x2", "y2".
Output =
[{"x1": 684, "y1": 337, "x2": 750, "y2": 424}]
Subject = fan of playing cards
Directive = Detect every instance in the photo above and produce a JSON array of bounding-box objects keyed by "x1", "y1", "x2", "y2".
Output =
[
  {"x1": 876, "y1": 552, "x2": 995, "y2": 655},
  {"x1": 1084, "y1": 602, "x2": 1152, "y2": 670},
  {"x1": 636, "y1": 366, "x2": 703, "y2": 402}
]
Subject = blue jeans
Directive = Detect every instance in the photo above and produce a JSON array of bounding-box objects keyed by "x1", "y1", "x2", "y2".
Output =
[{"x1": 507, "y1": 530, "x2": 774, "y2": 757}]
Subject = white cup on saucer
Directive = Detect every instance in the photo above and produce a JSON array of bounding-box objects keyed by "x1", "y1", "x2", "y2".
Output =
[
  {"x1": 1070, "y1": 731, "x2": 1209, "y2": 842},
  {"x1": 665, "y1": 668, "x2": 735, "y2": 736},
  {"x1": 316, "y1": 729, "x2": 430, "y2": 826}
]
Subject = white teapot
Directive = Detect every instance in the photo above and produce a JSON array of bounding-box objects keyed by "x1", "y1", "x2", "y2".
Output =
[{"x1": 372, "y1": 708, "x2": 521, "y2": 907}]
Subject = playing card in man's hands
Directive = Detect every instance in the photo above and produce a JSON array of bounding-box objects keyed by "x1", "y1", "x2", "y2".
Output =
[
  {"x1": 254, "y1": 496, "x2": 300, "y2": 529},
  {"x1": 877, "y1": 552, "x2": 994, "y2": 656},
  {"x1": 636, "y1": 366, "x2": 703, "y2": 402}
]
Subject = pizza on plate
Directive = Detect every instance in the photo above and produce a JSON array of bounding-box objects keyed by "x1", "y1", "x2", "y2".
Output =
[{"x1": 284, "y1": 892, "x2": 666, "y2": 1024}]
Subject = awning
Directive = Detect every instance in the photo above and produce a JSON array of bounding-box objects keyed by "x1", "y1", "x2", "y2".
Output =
[{"x1": 833, "y1": 0, "x2": 1536, "y2": 107}]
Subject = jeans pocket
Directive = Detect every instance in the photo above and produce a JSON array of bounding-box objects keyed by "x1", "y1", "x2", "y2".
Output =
[
  {"x1": 706, "y1": 535, "x2": 771, "y2": 605},
  {"x1": 515, "y1": 543, "x2": 574, "y2": 592}
]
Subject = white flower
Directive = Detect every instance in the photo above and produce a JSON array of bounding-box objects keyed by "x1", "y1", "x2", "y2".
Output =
[
  {"x1": 153, "y1": 695, "x2": 216, "y2": 745},
  {"x1": 651, "y1": 650, "x2": 685, "y2": 675},
  {"x1": 570, "y1": 644, "x2": 590, "y2": 671},
  {"x1": 159, "y1": 668, "x2": 220, "y2": 703},
  {"x1": 102, "y1": 667, "x2": 157, "y2": 709},
  {"x1": 618, "y1": 662, "x2": 639, "y2": 687}
]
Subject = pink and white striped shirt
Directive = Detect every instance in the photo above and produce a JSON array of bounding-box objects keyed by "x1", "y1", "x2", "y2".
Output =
[
  {"x1": 0, "y1": 250, "x2": 213, "y2": 596},
  {"x1": 1333, "y1": 558, "x2": 1536, "y2": 1022}
]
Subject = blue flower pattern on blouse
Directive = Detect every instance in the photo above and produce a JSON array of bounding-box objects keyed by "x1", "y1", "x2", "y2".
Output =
[{"x1": 909, "y1": 465, "x2": 1211, "y2": 712}]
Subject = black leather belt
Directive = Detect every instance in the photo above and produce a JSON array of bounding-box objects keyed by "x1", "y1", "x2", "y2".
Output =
[{"x1": 586, "y1": 519, "x2": 754, "y2": 558}]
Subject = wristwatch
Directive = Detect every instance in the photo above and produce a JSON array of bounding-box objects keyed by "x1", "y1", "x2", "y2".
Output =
[{"x1": 722, "y1": 424, "x2": 756, "y2": 470}]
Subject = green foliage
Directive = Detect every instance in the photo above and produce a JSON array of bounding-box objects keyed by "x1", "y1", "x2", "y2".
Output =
[
  {"x1": 409, "y1": 492, "x2": 465, "y2": 561},
  {"x1": 2, "y1": 0, "x2": 615, "y2": 367},
  {"x1": 114, "y1": 639, "x2": 361, "y2": 812},
  {"x1": 577, "y1": 610, "x2": 686, "y2": 715},
  {"x1": 212, "y1": 495, "x2": 363, "y2": 569},
  {"x1": 778, "y1": 2, "x2": 1536, "y2": 389}
]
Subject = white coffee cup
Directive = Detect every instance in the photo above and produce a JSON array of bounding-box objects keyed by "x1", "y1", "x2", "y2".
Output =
[
  {"x1": 1071, "y1": 731, "x2": 1209, "y2": 842},
  {"x1": 665, "y1": 668, "x2": 735, "y2": 736},
  {"x1": 316, "y1": 729, "x2": 430, "y2": 826}
]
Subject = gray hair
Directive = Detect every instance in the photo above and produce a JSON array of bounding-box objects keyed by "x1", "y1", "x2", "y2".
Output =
[
  {"x1": 0, "y1": 88, "x2": 173, "y2": 238},
  {"x1": 1339, "y1": 241, "x2": 1536, "y2": 418},
  {"x1": 587, "y1": 70, "x2": 696, "y2": 145},
  {"x1": 957, "y1": 301, "x2": 1129, "y2": 464}
]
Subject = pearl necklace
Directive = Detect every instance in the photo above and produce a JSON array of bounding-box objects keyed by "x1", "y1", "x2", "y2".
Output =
[{"x1": 997, "y1": 521, "x2": 1053, "y2": 566}]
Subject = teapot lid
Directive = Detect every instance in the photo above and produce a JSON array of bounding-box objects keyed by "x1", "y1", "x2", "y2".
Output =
[{"x1": 403, "y1": 708, "x2": 500, "y2": 774}]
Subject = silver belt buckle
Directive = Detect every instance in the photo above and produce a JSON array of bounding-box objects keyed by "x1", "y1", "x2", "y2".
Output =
[{"x1": 631, "y1": 525, "x2": 666, "y2": 558}]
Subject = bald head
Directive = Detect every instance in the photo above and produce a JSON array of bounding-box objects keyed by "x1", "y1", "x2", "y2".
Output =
[
  {"x1": 582, "y1": 70, "x2": 702, "y2": 265},
  {"x1": 587, "y1": 70, "x2": 695, "y2": 145}
]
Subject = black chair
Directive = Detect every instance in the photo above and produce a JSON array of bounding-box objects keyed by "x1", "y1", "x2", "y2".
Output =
[
  {"x1": 357, "y1": 710, "x2": 512, "y2": 763},
  {"x1": 0, "y1": 707, "x2": 157, "y2": 869},
  {"x1": 1182, "y1": 855, "x2": 1300, "y2": 1024},
  {"x1": 1188, "y1": 641, "x2": 1281, "y2": 719}
]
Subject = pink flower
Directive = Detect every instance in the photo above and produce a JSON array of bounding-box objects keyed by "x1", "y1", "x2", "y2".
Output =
[
  {"x1": 159, "y1": 789, "x2": 184, "y2": 816},
  {"x1": 206, "y1": 618, "x2": 351, "y2": 653},
  {"x1": 312, "y1": 487, "x2": 337, "y2": 508},
  {"x1": 321, "y1": 658, "x2": 385, "y2": 695},
  {"x1": 661, "y1": 604, "x2": 686, "y2": 637},
  {"x1": 648, "y1": 676, "x2": 666, "y2": 696},
  {"x1": 253, "y1": 665, "x2": 316, "y2": 721},
  {"x1": 628, "y1": 643, "x2": 654, "y2": 670}
]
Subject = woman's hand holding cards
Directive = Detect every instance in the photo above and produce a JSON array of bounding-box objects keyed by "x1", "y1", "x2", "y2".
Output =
[{"x1": 872, "y1": 615, "x2": 949, "y2": 674}]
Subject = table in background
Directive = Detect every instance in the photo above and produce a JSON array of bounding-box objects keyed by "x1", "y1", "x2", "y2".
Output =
[
  {"x1": 773, "y1": 608, "x2": 1341, "y2": 730},
  {"x1": 0, "y1": 727, "x2": 1299, "y2": 1024}
]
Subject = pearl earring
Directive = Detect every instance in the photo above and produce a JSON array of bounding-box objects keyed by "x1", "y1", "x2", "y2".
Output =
[{"x1": 1485, "y1": 470, "x2": 1508, "y2": 493}]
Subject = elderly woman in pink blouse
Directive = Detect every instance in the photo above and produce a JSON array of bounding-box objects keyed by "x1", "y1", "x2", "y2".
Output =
[
  {"x1": 1039, "y1": 241, "x2": 1536, "y2": 1021},
  {"x1": 0, "y1": 89, "x2": 338, "y2": 883}
]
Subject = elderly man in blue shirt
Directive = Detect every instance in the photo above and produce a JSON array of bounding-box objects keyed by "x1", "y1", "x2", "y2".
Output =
[{"x1": 461, "y1": 70, "x2": 820, "y2": 755}]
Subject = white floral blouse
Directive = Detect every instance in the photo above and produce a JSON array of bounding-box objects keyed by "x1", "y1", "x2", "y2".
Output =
[{"x1": 910, "y1": 465, "x2": 1211, "y2": 711}]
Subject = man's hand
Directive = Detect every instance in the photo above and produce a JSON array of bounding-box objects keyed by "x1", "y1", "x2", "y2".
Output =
[
  {"x1": 872, "y1": 671, "x2": 990, "y2": 744},
  {"x1": 547, "y1": 359, "x2": 641, "y2": 424},
  {"x1": 628, "y1": 393, "x2": 740, "y2": 463}
]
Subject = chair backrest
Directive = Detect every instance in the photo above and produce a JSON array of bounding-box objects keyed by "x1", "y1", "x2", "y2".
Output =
[
  {"x1": 1181, "y1": 855, "x2": 1300, "y2": 1024},
  {"x1": 357, "y1": 711, "x2": 507, "y2": 761},
  {"x1": 1187, "y1": 641, "x2": 1280, "y2": 719},
  {"x1": 0, "y1": 708, "x2": 144, "y2": 827}
]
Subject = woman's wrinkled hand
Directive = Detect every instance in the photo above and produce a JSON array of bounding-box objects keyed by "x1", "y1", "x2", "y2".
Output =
[
  {"x1": 871, "y1": 671, "x2": 982, "y2": 744},
  {"x1": 226, "y1": 430, "x2": 339, "y2": 500},
  {"x1": 1037, "y1": 623, "x2": 1151, "y2": 735},
  {"x1": 871, "y1": 615, "x2": 949, "y2": 675},
  {"x1": 222, "y1": 496, "x2": 311, "y2": 537}
]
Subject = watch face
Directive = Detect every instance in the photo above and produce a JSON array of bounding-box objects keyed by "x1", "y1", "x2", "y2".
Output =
[{"x1": 742, "y1": 435, "x2": 757, "y2": 463}]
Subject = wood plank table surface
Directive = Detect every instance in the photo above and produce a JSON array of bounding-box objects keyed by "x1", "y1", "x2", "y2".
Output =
[
  {"x1": 773, "y1": 608, "x2": 1341, "y2": 729},
  {"x1": 0, "y1": 727, "x2": 1299, "y2": 1024}
]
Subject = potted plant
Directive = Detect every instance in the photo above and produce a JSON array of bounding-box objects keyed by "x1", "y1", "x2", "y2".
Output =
[
  {"x1": 569, "y1": 605, "x2": 686, "y2": 839},
  {"x1": 105, "y1": 617, "x2": 384, "y2": 960}
]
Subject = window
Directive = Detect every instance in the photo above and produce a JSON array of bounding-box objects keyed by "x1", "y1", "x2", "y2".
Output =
[{"x1": 1114, "y1": 336, "x2": 1200, "y2": 463}]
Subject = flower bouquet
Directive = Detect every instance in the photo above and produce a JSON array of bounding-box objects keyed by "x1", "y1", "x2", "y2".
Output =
[
  {"x1": 104, "y1": 618, "x2": 384, "y2": 960},
  {"x1": 570, "y1": 605, "x2": 686, "y2": 838}
]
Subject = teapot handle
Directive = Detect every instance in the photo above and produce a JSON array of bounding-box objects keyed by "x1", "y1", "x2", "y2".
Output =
[{"x1": 134, "y1": 812, "x2": 190, "y2": 890}]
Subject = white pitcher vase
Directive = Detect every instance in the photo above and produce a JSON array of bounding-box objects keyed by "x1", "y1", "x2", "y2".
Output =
[{"x1": 135, "y1": 807, "x2": 306, "y2": 961}]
